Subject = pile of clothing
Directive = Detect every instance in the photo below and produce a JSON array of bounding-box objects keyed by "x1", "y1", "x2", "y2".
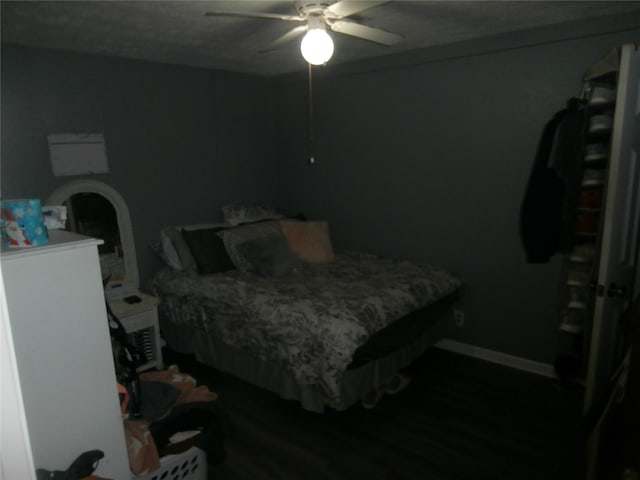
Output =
[{"x1": 123, "y1": 365, "x2": 226, "y2": 476}]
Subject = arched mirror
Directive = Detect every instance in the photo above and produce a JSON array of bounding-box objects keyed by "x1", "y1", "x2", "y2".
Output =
[{"x1": 46, "y1": 180, "x2": 139, "y2": 297}]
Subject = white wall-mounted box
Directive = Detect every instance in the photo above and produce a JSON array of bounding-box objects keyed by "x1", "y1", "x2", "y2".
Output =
[{"x1": 48, "y1": 133, "x2": 109, "y2": 176}]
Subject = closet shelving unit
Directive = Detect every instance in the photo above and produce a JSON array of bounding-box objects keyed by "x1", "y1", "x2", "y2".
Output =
[{"x1": 558, "y1": 74, "x2": 618, "y2": 385}]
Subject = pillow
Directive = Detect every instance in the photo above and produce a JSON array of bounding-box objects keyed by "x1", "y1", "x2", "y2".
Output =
[
  {"x1": 182, "y1": 227, "x2": 234, "y2": 275},
  {"x1": 161, "y1": 226, "x2": 195, "y2": 271},
  {"x1": 221, "y1": 204, "x2": 284, "y2": 226},
  {"x1": 280, "y1": 220, "x2": 335, "y2": 263},
  {"x1": 236, "y1": 235, "x2": 302, "y2": 278},
  {"x1": 217, "y1": 220, "x2": 282, "y2": 272},
  {"x1": 160, "y1": 223, "x2": 225, "y2": 271}
]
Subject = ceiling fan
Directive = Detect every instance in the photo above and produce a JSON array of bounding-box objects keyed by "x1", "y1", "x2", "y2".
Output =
[{"x1": 205, "y1": 0, "x2": 402, "y2": 65}]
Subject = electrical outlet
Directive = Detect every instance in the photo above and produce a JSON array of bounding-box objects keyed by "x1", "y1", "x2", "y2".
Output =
[{"x1": 453, "y1": 309, "x2": 465, "y2": 327}]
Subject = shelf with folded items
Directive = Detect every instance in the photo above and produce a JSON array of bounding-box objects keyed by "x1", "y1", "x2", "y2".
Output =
[
  {"x1": 559, "y1": 309, "x2": 588, "y2": 335},
  {"x1": 574, "y1": 182, "x2": 605, "y2": 240},
  {"x1": 566, "y1": 264, "x2": 592, "y2": 287},
  {"x1": 577, "y1": 183, "x2": 605, "y2": 204},
  {"x1": 567, "y1": 285, "x2": 591, "y2": 310},
  {"x1": 586, "y1": 82, "x2": 617, "y2": 107},
  {"x1": 580, "y1": 177, "x2": 606, "y2": 188},
  {"x1": 584, "y1": 83, "x2": 615, "y2": 133},
  {"x1": 567, "y1": 242, "x2": 597, "y2": 264},
  {"x1": 582, "y1": 157, "x2": 609, "y2": 169},
  {"x1": 575, "y1": 210, "x2": 601, "y2": 236},
  {"x1": 585, "y1": 119, "x2": 614, "y2": 144},
  {"x1": 557, "y1": 280, "x2": 596, "y2": 338}
]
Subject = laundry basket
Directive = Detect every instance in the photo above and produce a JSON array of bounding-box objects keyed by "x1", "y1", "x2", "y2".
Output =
[{"x1": 133, "y1": 447, "x2": 206, "y2": 480}]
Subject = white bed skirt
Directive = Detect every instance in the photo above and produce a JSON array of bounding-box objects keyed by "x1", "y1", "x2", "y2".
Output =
[{"x1": 160, "y1": 309, "x2": 453, "y2": 413}]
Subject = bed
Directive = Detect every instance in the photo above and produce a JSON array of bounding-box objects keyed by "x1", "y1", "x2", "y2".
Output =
[{"x1": 151, "y1": 207, "x2": 463, "y2": 413}]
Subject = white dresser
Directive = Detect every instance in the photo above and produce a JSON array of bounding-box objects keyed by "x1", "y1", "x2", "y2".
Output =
[{"x1": 1, "y1": 230, "x2": 129, "y2": 479}]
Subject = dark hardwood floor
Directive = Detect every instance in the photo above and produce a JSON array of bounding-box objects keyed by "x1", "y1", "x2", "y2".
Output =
[{"x1": 163, "y1": 347, "x2": 586, "y2": 480}]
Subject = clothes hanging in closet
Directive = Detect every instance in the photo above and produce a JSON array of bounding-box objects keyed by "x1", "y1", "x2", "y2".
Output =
[{"x1": 520, "y1": 98, "x2": 586, "y2": 263}]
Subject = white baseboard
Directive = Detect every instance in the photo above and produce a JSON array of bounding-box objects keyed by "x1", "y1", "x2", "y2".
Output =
[{"x1": 436, "y1": 339, "x2": 556, "y2": 378}]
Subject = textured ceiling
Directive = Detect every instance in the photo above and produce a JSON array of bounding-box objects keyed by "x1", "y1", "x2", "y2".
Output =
[{"x1": 2, "y1": 1, "x2": 640, "y2": 77}]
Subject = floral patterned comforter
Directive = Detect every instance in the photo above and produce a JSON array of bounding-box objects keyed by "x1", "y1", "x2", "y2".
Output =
[{"x1": 152, "y1": 252, "x2": 462, "y2": 404}]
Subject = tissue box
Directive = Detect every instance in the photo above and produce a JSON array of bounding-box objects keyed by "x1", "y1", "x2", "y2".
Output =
[{"x1": 1, "y1": 199, "x2": 49, "y2": 248}]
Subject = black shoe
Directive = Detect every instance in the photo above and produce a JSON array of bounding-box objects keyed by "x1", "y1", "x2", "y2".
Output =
[{"x1": 36, "y1": 450, "x2": 104, "y2": 480}]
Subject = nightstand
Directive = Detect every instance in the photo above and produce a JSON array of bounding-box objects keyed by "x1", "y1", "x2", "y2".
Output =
[{"x1": 108, "y1": 292, "x2": 163, "y2": 372}]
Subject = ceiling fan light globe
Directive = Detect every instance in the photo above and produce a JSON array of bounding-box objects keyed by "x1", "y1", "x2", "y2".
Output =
[{"x1": 300, "y1": 28, "x2": 334, "y2": 65}]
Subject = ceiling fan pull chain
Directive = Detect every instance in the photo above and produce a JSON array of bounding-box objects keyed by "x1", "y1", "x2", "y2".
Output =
[{"x1": 308, "y1": 63, "x2": 315, "y2": 165}]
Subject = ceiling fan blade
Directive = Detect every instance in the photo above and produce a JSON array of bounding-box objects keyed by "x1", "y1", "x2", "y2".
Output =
[
  {"x1": 259, "y1": 25, "x2": 308, "y2": 53},
  {"x1": 325, "y1": 1, "x2": 389, "y2": 19},
  {"x1": 329, "y1": 20, "x2": 402, "y2": 46},
  {"x1": 205, "y1": 11, "x2": 303, "y2": 22}
]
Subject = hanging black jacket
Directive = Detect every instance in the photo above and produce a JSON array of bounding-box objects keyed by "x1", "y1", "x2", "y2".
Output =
[{"x1": 520, "y1": 99, "x2": 586, "y2": 263}]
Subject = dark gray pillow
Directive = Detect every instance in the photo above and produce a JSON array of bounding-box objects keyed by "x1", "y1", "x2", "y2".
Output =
[
  {"x1": 182, "y1": 227, "x2": 234, "y2": 275},
  {"x1": 236, "y1": 234, "x2": 302, "y2": 278},
  {"x1": 217, "y1": 221, "x2": 282, "y2": 272}
]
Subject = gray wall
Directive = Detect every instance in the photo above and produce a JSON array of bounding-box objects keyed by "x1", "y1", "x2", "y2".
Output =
[
  {"x1": 2, "y1": 19, "x2": 638, "y2": 365},
  {"x1": 1, "y1": 45, "x2": 277, "y2": 286},
  {"x1": 273, "y1": 25, "x2": 640, "y2": 363}
]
